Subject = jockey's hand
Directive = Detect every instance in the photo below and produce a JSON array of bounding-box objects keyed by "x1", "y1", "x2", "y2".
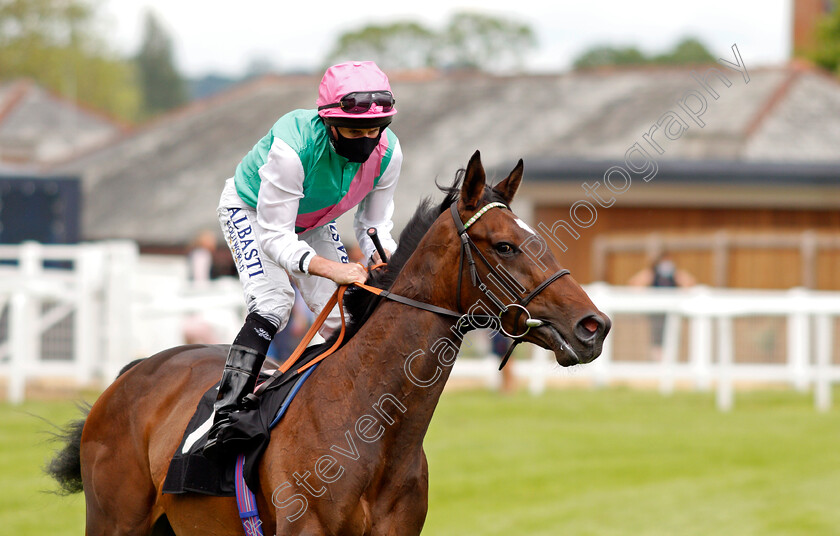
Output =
[
  {"x1": 371, "y1": 249, "x2": 392, "y2": 265},
  {"x1": 308, "y1": 256, "x2": 367, "y2": 285}
]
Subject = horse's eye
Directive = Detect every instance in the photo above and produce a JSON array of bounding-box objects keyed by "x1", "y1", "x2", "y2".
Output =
[{"x1": 494, "y1": 242, "x2": 516, "y2": 256}]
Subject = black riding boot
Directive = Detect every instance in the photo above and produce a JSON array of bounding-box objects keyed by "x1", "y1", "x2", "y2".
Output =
[{"x1": 202, "y1": 345, "x2": 265, "y2": 459}]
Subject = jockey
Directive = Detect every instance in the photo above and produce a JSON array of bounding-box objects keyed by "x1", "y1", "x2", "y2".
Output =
[{"x1": 205, "y1": 61, "x2": 402, "y2": 456}]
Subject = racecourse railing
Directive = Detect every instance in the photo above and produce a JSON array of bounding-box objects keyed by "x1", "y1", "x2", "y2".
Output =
[
  {"x1": 1, "y1": 241, "x2": 839, "y2": 410},
  {"x1": 0, "y1": 241, "x2": 137, "y2": 403},
  {"x1": 490, "y1": 284, "x2": 840, "y2": 411}
]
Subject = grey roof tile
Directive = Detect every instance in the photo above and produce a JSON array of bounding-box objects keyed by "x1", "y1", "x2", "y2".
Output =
[{"x1": 52, "y1": 65, "x2": 840, "y2": 246}]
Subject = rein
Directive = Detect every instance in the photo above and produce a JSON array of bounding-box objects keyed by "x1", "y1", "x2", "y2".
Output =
[{"x1": 255, "y1": 201, "x2": 570, "y2": 395}]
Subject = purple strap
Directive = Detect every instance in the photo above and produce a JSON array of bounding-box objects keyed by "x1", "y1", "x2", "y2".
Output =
[
  {"x1": 235, "y1": 454, "x2": 263, "y2": 536},
  {"x1": 232, "y1": 364, "x2": 320, "y2": 534}
]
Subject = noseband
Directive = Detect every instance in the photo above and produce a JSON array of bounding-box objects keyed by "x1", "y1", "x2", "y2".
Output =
[{"x1": 449, "y1": 203, "x2": 570, "y2": 367}]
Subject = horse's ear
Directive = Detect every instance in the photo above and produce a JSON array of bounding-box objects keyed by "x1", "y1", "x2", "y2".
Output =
[
  {"x1": 492, "y1": 159, "x2": 524, "y2": 205},
  {"x1": 460, "y1": 150, "x2": 486, "y2": 210}
]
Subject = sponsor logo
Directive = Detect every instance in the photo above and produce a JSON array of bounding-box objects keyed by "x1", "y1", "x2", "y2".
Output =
[
  {"x1": 328, "y1": 223, "x2": 341, "y2": 243},
  {"x1": 227, "y1": 208, "x2": 265, "y2": 278},
  {"x1": 254, "y1": 327, "x2": 273, "y2": 341},
  {"x1": 328, "y1": 223, "x2": 349, "y2": 263}
]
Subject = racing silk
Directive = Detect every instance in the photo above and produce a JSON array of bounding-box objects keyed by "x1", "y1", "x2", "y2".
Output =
[{"x1": 232, "y1": 109, "x2": 402, "y2": 276}]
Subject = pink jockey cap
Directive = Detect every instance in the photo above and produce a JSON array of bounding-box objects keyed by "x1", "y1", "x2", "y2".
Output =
[{"x1": 316, "y1": 61, "x2": 397, "y2": 125}]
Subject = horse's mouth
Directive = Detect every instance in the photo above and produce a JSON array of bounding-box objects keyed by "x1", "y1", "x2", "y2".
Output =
[{"x1": 532, "y1": 324, "x2": 581, "y2": 367}]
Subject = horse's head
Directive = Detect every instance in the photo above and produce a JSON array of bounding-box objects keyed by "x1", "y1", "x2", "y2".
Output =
[{"x1": 418, "y1": 151, "x2": 611, "y2": 366}]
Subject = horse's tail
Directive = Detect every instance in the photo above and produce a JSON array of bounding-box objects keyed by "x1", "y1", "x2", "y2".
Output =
[
  {"x1": 45, "y1": 358, "x2": 145, "y2": 494},
  {"x1": 45, "y1": 403, "x2": 89, "y2": 494}
]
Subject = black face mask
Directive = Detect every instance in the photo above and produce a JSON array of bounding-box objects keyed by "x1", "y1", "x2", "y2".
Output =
[{"x1": 331, "y1": 128, "x2": 382, "y2": 163}]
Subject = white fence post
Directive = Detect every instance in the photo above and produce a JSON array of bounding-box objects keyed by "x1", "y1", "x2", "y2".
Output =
[
  {"x1": 786, "y1": 287, "x2": 810, "y2": 393},
  {"x1": 103, "y1": 241, "x2": 139, "y2": 381},
  {"x1": 73, "y1": 244, "x2": 104, "y2": 385},
  {"x1": 528, "y1": 347, "x2": 550, "y2": 395},
  {"x1": 716, "y1": 315, "x2": 734, "y2": 412},
  {"x1": 814, "y1": 314, "x2": 833, "y2": 412},
  {"x1": 8, "y1": 242, "x2": 41, "y2": 404},
  {"x1": 8, "y1": 291, "x2": 31, "y2": 404},
  {"x1": 587, "y1": 282, "x2": 612, "y2": 388},
  {"x1": 688, "y1": 286, "x2": 713, "y2": 391},
  {"x1": 659, "y1": 312, "x2": 681, "y2": 395}
]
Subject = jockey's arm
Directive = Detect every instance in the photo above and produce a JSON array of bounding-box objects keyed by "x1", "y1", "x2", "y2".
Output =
[
  {"x1": 255, "y1": 138, "x2": 375, "y2": 286},
  {"x1": 254, "y1": 139, "x2": 319, "y2": 278},
  {"x1": 307, "y1": 256, "x2": 367, "y2": 285},
  {"x1": 353, "y1": 137, "x2": 403, "y2": 263}
]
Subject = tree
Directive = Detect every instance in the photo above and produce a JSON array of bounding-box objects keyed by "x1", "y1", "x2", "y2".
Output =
[
  {"x1": 652, "y1": 37, "x2": 715, "y2": 65},
  {"x1": 812, "y1": 1, "x2": 840, "y2": 74},
  {"x1": 325, "y1": 21, "x2": 437, "y2": 71},
  {"x1": 0, "y1": 0, "x2": 141, "y2": 121},
  {"x1": 325, "y1": 11, "x2": 536, "y2": 72},
  {"x1": 134, "y1": 10, "x2": 187, "y2": 117},
  {"x1": 573, "y1": 45, "x2": 647, "y2": 69},
  {"x1": 439, "y1": 11, "x2": 536, "y2": 72},
  {"x1": 573, "y1": 37, "x2": 716, "y2": 70}
]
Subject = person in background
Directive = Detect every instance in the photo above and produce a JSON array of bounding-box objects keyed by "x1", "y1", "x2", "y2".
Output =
[
  {"x1": 490, "y1": 331, "x2": 516, "y2": 394},
  {"x1": 186, "y1": 229, "x2": 221, "y2": 286},
  {"x1": 183, "y1": 230, "x2": 224, "y2": 344},
  {"x1": 628, "y1": 251, "x2": 696, "y2": 360}
]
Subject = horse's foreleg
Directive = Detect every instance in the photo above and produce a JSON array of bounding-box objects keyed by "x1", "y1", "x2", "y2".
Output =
[
  {"x1": 369, "y1": 493, "x2": 428, "y2": 536},
  {"x1": 369, "y1": 454, "x2": 429, "y2": 536}
]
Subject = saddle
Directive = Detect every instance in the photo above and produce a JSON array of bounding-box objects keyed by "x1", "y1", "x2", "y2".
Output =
[
  {"x1": 163, "y1": 277, "x2": 364, "y2": 496},
  {"x1": 162, "y1": 343, "x2": 326, "y2": 496}
]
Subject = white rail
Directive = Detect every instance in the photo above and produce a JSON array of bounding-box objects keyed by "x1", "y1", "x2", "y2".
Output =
[
  {"x1": 1, "y1": 241, "x2": 838, "y2": 411},
  {"x1": 476, "y1": 284, "x2": 840, "y2": 411},
  {"x1": 0, "y1": 241, "x2": 137, "y2": 403}
]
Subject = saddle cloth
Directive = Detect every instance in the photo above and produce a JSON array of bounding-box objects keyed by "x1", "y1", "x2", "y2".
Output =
[{"x1": 162, "y1": 344, "x2": 325, "y2": 496}]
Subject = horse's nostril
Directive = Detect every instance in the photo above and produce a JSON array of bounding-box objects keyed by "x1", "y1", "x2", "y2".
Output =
[
  {"x1": 582, "y1": 318, "x2": 600, "y2": 333},
  {"x1": 575, "y1": 315, "x2": 603, "y2": 342}
]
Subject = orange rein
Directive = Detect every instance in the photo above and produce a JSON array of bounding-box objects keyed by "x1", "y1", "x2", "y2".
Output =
[{"x1": 274, "y1": 264, "x2": 386, "y2": 375}]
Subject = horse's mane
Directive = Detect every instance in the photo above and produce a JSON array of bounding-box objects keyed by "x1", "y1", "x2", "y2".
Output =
[
  {"x1": 322, "y1": 178, "x2": 459, "y2": 348},
  {"x1": 320, "y1": 169, "x2": 508, "y2": 349}
]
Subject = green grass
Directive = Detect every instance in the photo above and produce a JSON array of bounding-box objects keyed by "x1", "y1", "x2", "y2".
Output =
[
  {"x1": 423, "y1": 388, "x2": 840, "y2": 536},
  {"x1": 0, "y1": 398, "x2": 87, "y2": 535},
  {"x1": 3, "y1": 387, "x2": 840, "y2": 535}
]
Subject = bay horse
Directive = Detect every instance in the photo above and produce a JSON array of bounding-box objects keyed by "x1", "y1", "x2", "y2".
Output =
[{"x1": 48, "y1": 151, "x2": 610, "y2": 535}]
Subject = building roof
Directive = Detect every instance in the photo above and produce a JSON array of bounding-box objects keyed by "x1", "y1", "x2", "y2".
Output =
[
  {"x1": 54, "y1": 63, "x2": 840, "y2": 246},
  {"x1": 515, "y1": 158, "x2": 840, "y2": 187},
  {"x1": 0, "y1": 80, "x2": 123, "y2": 167}
]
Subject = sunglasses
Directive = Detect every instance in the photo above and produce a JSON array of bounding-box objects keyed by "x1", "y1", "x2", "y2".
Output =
[{"x1": 318, "y1": 91, "x2": 395, "y2": 114}]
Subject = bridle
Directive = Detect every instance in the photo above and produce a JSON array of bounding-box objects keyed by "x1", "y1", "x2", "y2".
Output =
[
  {"x1": 259, "y1": 201, "x2": 573, "y2": 393},
  {"x1": 360, "y1": 203, "x2": 569, "y2": 335},
  {"x1": 448, "y1": 202, "x2": 570, "y2": 368}
]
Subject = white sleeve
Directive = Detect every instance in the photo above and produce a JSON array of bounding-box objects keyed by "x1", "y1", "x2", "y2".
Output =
[
  {"x1": 255, "y1": 137, "x2": 316, "y2": 276},
  {"x1": 354, "y1": 137, "x2": 403, "y2": 261}
]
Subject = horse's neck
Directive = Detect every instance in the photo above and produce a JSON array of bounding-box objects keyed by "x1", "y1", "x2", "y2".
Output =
[
  {"x1": 338, "y1": 298, "x2": 463, "y2": 444},
  {"x1": 322, "y1": 228, "x2": 465, "y2": 450}
]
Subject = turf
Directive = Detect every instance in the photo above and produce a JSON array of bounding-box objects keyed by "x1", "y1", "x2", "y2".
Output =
[
  {"x1": 0, "y1": 398, "x2": 87, "y2": 535},
  {"x1": 423, "y1": 388, "x2": 840, "y2": 536},
  {"x1": 2, "y1": 387, "x2": 839, "y2": 535}
]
